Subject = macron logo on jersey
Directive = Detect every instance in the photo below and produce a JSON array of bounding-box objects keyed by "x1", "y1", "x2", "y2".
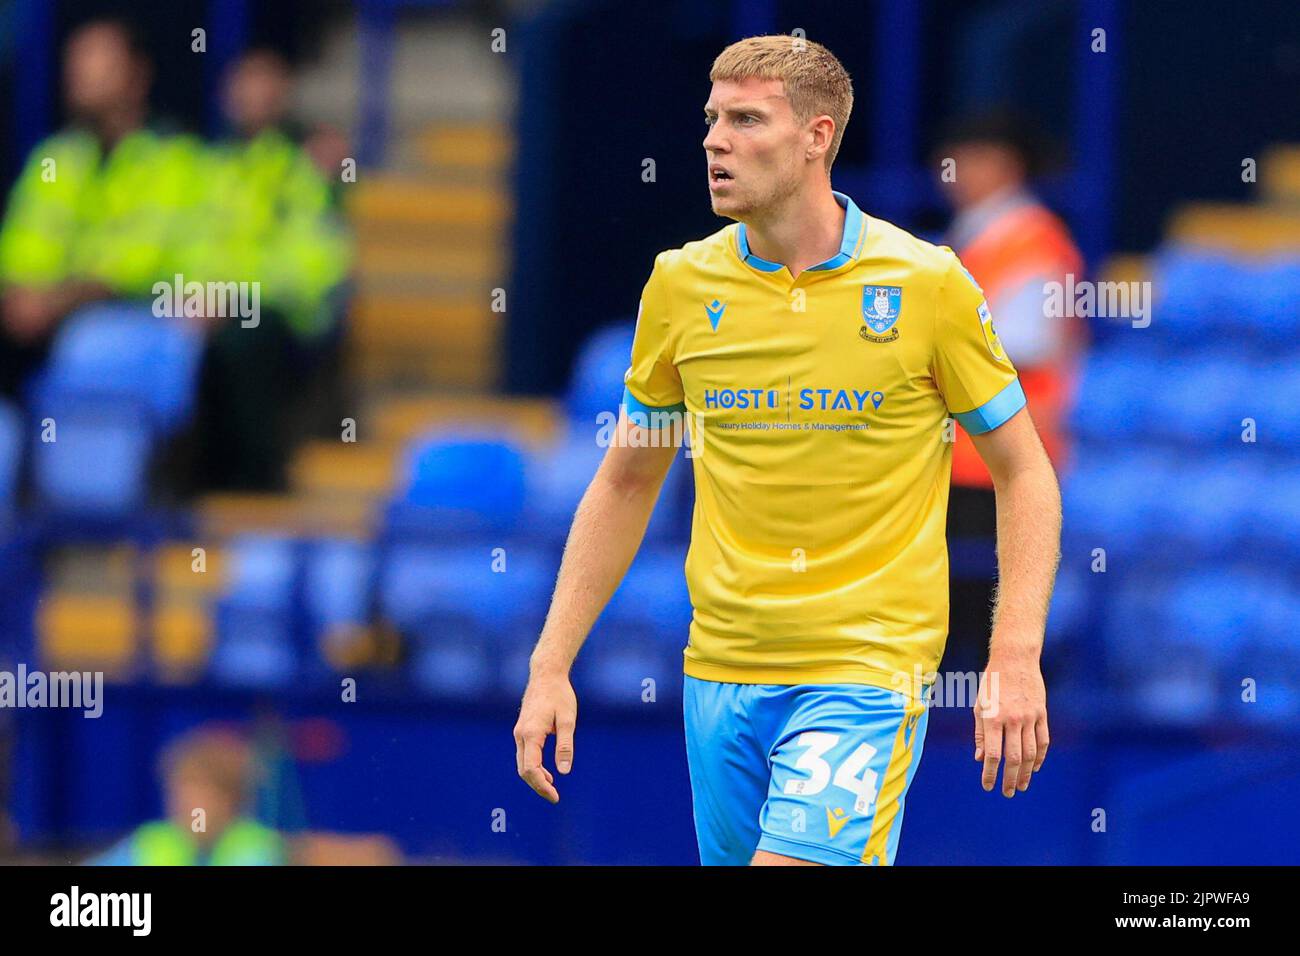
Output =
[{"x1": 705, "y1": 299, "x2": 726, "y2": 331}]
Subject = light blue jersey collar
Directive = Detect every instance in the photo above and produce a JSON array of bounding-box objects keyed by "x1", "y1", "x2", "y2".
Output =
[{"x1": 735, "y1": 190, "x2": 867, "y2": 275}]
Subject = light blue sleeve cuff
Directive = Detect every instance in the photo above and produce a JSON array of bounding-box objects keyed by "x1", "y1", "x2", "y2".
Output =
[
  {"x1": 952, "y1": 378, "x2": 1026, "y2": 435},
  {"x1": 621, "y1": 385, "x2": 686, "y2": 422}
]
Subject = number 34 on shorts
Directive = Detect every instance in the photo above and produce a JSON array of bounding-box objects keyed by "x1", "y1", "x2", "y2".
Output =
[{"x1": 684, "y1": 679, "x2": 931, "y2": 866}]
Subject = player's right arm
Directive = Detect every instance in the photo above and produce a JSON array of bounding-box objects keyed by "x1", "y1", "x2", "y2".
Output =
[
  {"x1": 516, "y1": 254, "x2": 687, "y2": 802},
  {"x1": 514, "y1": 418, "x2": 678, "y2": 802}
]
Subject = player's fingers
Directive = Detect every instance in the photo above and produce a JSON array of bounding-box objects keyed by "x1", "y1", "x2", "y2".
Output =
[
  {"x1": 555, "y1": 714, "x2": 576, "y2": 774},
  {"x1": 1017, "y1": 723, "x2": 1036, "y2": 792},
  {"x1": 522, "y1": 766, "x2": 559, "y2": 803},
  {"x1": 518, "y1": 733, "x2": 543, "y2": 777},
  {"x1": 973, "y1": 705, "x2": 985, "y2": 762},
  {"x1": 518, "y1": 736, "x2": 558, "y2": 802},
  {"x1": 980, "y1": 721, "x2": 1003, "y2": 792},
  {"x1": 1001, "y1": 722, "x2": 1022, "y2": 797},
  {"x1": 1033, "y1": 715, "x2": 1050, "y2": 772}
]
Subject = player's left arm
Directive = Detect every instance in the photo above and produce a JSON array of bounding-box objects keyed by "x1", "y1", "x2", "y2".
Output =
[{"x1": 969, "y1": 407, "x2": 1061, "y2": 798}]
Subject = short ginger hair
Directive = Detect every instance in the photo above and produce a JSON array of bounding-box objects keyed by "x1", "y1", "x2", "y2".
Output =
[
  {"x1": 159, "y1": 727, "x2": 255, "y2": 806},
  {"x1": 709, "y1": 35, "x2": 854, "y2": 171}
]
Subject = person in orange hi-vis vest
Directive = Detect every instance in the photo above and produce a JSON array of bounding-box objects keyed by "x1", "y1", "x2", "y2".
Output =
[
  {"x1": 938, "y1": 115, "x2": 1085, "y2": 494},
  {"x1": 934, "y1": 114, "x2": 1085, "y2": 673}
]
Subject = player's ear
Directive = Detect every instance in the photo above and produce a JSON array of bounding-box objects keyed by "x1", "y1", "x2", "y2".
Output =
[{"x1": 805, "y1": 114, "x2": 834, "y2": 163}]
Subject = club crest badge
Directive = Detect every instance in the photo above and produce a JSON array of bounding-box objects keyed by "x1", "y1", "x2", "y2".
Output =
[{"x1": 860, "y1": 285, "x2": 902, "y2": 343}]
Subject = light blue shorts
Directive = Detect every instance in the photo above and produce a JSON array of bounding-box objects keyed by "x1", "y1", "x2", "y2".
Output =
[{"x1": 683, "y1": 675, "x2": 929, "y2": 866}]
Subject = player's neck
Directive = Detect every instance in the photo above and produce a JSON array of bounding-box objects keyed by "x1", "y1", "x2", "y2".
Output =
[{"x1": 743, "y1": 184, "x2": 844, "y2": 279}]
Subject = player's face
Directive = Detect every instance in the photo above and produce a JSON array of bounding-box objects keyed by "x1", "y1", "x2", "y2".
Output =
[{"x1": 703, "y1": 78, "x2": 804, "y2": 220}]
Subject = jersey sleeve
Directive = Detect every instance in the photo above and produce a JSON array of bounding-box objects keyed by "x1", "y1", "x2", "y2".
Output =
[
  {"x1": 622, "y1": 253, "x2": 686, "y2": 417},
  {"x1": 932, "y1": 251, "x2": 1026, "y2": 434}
]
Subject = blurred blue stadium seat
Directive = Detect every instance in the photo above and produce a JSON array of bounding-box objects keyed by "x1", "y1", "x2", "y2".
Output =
[
  {"x1": 1066, "y1": 240, "x2": 1300, "y2": 728},
  {"x1": 385, "y1": 430, "x2": 528, "y2": 537},
  {"x1": 523, "y1": 425, "x2": 689, "y2": 545},
  {"x1": 24, "y1": 305, "x2": 205, "y2": 519},
  {"x1": 1243, "y1": 355, "x2": 1300, "y2": 448},
  {"x1": 1149, "y1": 247, "x2": 1250, "y2": 346},
  {"x1": 210, "y1": 535, "x2": 299, "y2": 687},
  {"x1": 378, "y1": 540, "x2": 555, "y2": 660},
  {"x1": 29, "y1": 396, "x2": 153, "y2": 515},
  {"x1": 410, "y1": 639, "x2": 497, "y2": 699},
  {"x1": 1242, "y1": 258, "x2": 1300, "y2": 345},
  {"x1": 565, "y1": 321, "x2": 633, "y2": 424},
  {"x1": 1100, "y1": 575, "x2": 1220, "y2": 724},
  {"x1": 1068, "y1": 347, "x2": 1153, "y2": 443},
  {"x1": 1145, "y1": 357, "x2": 1249, "y2": 446},
  {"x1": 1044, "y1": 560, "x2": 1089, "y2": 642},
  {"x1": 303, "y1": 537, "x2": 376, "y2": 634},
  {"x1": 29, "y1": 303, "x2": 204, "y2": 434},
  {"x1": 582, "y1": 644, "x2": 680, "y2": 707},
  {"x1": 1060, "y1": 447, "x2": 1167, "y2": 560},
  {"x1": 1151, "y1": 458, "x2": 1256, "y2": 559},
  {"x1": 601, "y1": 544, "x2": 692, "y2": 638},
  {"x1": 0, "y1": 399, "x2": 21, "y2": 522},
  {"x1": 1246, "y1": 462, "x2": 1300, "y2": 566}
]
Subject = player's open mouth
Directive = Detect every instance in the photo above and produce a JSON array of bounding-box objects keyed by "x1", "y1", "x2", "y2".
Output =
[{"x1": 709, "y1": 166, "x2": 733, "y2": 190}]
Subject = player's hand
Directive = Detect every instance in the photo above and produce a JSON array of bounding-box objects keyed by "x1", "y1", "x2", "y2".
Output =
[
  {"x1": 513, "y1": 670, "x2": 578, "y2": 804},
  {"x1": 973, "y1": 652, "x2": 1048, "y2": 797}
]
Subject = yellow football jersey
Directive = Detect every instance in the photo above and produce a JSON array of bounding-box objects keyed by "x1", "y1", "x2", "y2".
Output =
[{"x1": 622, "y1": 191, "x2": 1024, "y2": 697}]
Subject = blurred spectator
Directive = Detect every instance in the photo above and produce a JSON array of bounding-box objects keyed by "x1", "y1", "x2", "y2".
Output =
[
  {"x1": 90, "y1": 726, "x2": 285, "y2": 865},
  {"x1": 0, "y1": 18, "x2": 204, "y2": 400},
  {"x1": 936, "y1": 113, "x2": 1084, "y2": 672},
  {"x1": 938, "y1": 113, "x2": 1084, "y2": 488},
  {"x1": 182, "y1": 48, "x2": 353, "y2": 493}
]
